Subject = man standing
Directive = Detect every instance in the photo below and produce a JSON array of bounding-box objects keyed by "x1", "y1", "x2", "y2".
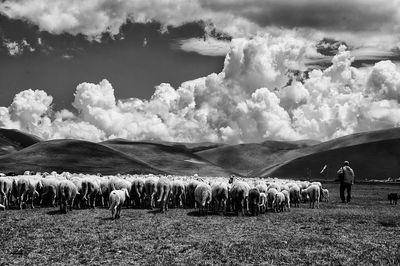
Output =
[{"x1": 337, "y1": 161, "x2": 355, "y2": 203}]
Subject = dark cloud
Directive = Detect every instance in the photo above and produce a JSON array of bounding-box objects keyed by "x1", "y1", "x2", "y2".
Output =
[{"x1": 201, "y1": 0, "x2": 399, "y2": 32}]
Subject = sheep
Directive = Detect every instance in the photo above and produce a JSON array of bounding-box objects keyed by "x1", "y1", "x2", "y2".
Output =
[
  {"x1": 171, "y1": 179, "x2": 186, "y2": 208},
  {"x1": 248, "y1": 188, "x2": 261, "y2": 216},
  {"x1": 185, "y1": 179, "x2": 200, "y2": 208},
  {"x1": 267, "y1": 183, "x2": 280, "y2": 192},
  {"x1": 16, "y1": 175, "x2": 43, "y2": 209},
  {"x1": 305, "y1": 185, "x2": 320, "y2": 209},
  {"x1": 211, "y1": 181, "x2": 229, "y2": 214},
  {"x1": 81, "y1": 177, "x2": 102, "y2": 208},
  {"x1": 99, "y1": 178, "x2": 110, "y2": 207},
  {"x1": 109, "y1": 188, "x2": 130, "y2": 219},
  {"x1": 267, "y1": 188, "x2": 278, "y2": 211},
  {"x1": 40, "y1": 177, "x2": 60, "y2": 207},
  {"x1": 131, "y1": 178, "x2": 146, "y2": 209},
  {"x1": 0, "y1": 176, "x2": 14, "y2": 209},
  {"x1": 282, "y1": 190, "x2": 290, "y2": 211},
  {"x1": 259, "y1": 192, "x2": 267, "y2": 214},
  {"x1": 230, "y1": 181, "x2": 250, "y2": 216},
  {"x1": 156, "y1": 176, "x2": 172, "y2": 213},
  {"x1": 144, "y1": 175, "x2": 158, "y2": 209},
  {"x1": 274, "y1": 192, "x2": 285, "y2": 212},
  {"x1": 256, "y1": 183, "x2": 268, "y2": 194},
  {"x1": 108, "y1": 177, "x2": 132, "y2": 208},
  {"x1": 321, "y1": 188, "x2": 330, "y2": 202},
  {"x1": 289, "y1": 185, "x2": 301, "y2": 208},
  {"x1": 70, "y1": 176, "x2": 84, "y2": 208},
  {"x1": 300, "y1": 189, "x2": 310, "y2": 203},
  {"x1": 194, "y1": 182, "x2": 212, "y2": 215},
  {"x1": 58, "y1": 180, "x2": 79, "y2": 213}
]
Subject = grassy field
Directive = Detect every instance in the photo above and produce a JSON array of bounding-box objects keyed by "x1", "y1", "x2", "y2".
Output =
[{"x1": 1, "y1": 183, "x2": 400, "y2": 265}]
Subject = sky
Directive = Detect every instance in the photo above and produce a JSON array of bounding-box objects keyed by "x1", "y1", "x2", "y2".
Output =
[{"x1": 1, "y1": 0, "x2": 400, "y2": 144}]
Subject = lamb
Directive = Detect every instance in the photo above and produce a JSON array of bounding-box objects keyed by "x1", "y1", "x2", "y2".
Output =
[
  {"x1": 109, "y1": 188, "x2": 130, "y2": 219},
  {"x1": 211, "y1": 181, "x2": 229, "y2": 213},
  {"x1": 305, "y1": 184, "x2": 320, "y2": 209},
  {"x1": 274, "y1": 192, "x2": 285, "y2": 212},
  {"x1": 131, "y1": 178, "x2": 146, "y2": 209},
  {"x1": 248, "y1": 188, "x2": 261, "y2": 216},
  {"x1": 171, "y1": 179, "x2": 186, "y2": 208},
  {"x1": 289, "y1": 185, "x2": 301, "y2": 208},
  {"x1": 321, "y1": 188, "x2": 330, "y2": 202},
  {"x1": 156, "y1": 176, "x2": 172, "y2": 213},
  {"x1": 230, "y1": 181, "x2": 250, "y2": 216},
  {"x1": 0, "y1": 176, "x2": 14, "y2": 209},
  {"x1": 58, "y1": 180, "x2": 79, "y2": 213},
  {"x1": 194, "y1": 182, "x2": 212, "y2": 215},
  {"x1": 388, "y1": 193, "x2": 398, "y2": 205},
  {"x1": 144, "y1": 175, "x2": 158, "y2": 209}
]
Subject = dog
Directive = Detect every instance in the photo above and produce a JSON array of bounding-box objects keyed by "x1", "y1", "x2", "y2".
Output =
[{"x1": 388, "y1": 193, "x2": 399, "y2": 205}]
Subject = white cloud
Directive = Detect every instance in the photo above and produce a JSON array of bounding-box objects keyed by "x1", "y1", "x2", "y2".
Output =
[
  {"x1": 178, "y1": 37, "x2": 231, "y2": 56},
  {"x1": 3, "y1": 39, "x2": 35, "y2": 56},
  {"x1": 2, "y1": 36, "x2": 400, "y2": 143}
]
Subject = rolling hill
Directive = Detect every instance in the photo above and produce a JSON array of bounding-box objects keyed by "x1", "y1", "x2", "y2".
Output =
[
  {"x1": 0, "y1": 128, "x2": 41, "y2": 156},
  {"x1": 0, "y1": 139, "x2": 166, "y2": 175},
  {"x1": 101, "y1": 139, "x2": 232, "y2": 176},
  {"x1": 260, "y1": 139, "x2": 400, "y2": 180},
  {"x1": 195, "y1": 140, "x2": 319, "y2": 176}
]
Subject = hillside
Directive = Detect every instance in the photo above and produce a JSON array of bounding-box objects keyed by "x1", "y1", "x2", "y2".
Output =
[
  {"x1": 196, "y1": 140, "x2": 318, "y2": 176},
  {"x1": 0, "y1": 139, "x2": 166, "y2": 175},
  {"x1": 259, "y1": 139, "x2": 400, "y2": 180},
  {"x1": 0, "y1": 128, "x2": 41, "y2": 156},
  {"x1": 250, "y1": 127, "x2": 400, "y2": 178},
  {"x1": 101, "y1": 139, "x2": 232, "y2": 177}
]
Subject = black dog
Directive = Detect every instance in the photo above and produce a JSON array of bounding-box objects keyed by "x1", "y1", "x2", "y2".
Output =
[{"x1": 388, "y1": 193, "x2": 399, "y2": 205}]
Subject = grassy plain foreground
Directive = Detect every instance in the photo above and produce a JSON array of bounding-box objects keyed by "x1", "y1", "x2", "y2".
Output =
[{"x1": 1, "y1": 183, "x2": 400, "y2": 265}]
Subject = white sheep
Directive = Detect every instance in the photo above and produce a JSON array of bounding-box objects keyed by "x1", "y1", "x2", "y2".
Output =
[
  {"x1": 267, "y1": 188, "x2": 279, "y2": 211},
  {"x1": 306, "y1": 184, "x2": 320, "y2": 209},
  {"x1": 171, "y1": 179, "x2": 186, "y2": 208},
  {"x1": 194, "y1": 182, "x2": 212, "y2": 215},
  {"x1": 156, "y1": 176, "x2": 171, "y2": 213},
  {"x1": 289, "y1": 185, "x2": 301, "y2": 208},
  {"x1": 211, "y1": 181, "x2": 229, "y2": 213},
  {"x1": 16, "y1": 175, "x2": 43, "y2": 209},
  {"x1": 144, "y1": 175, "x2": 159, "y2": 209},
  {"x1": 230, "y1": 181, "x2": 250, "y2": 216},
  {"x1": 131, "y1": 178, "x2": 146, "y2": 208},
  {"x1": 109, "y1": 188, "x2": 130, "y2": 219},
  {"x1": 274, "y1": 192, "x2": 285, "y2": 212},
  {"x1": 58, "y1": 180, "x2": 79, "y2": 213},
  {"x1": 0, "y1": 176, "x2": 14, "y2": 209},
  {"x1": 321, "y1": 188, "x2": 329, "y2": 202},
  {"x1": 259, "y1": 192, "x2": 267, "y2": 214}
]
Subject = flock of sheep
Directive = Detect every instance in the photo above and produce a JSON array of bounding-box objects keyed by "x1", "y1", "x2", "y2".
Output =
[{"x1": 0, "y1": 172, "x2": 330, "y2": 219}]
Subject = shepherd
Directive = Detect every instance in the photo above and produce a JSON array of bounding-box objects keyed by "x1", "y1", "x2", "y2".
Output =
[{"x1": 337, "y1": 161, "x2": 355, "y2": 203}]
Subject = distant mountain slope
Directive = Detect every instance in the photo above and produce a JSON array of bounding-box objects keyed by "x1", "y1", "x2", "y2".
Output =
[
  {"x1": 0, "y1": 128, "x2": 41, "y2": 156},
  {"x1": 260, "y1": 139, "x2": 400, "y2": 180},
  {"x1": 101, "y1": 139, "x2": 233, "y2": 177},
  {"x1": 196, "y1": 140, "x2": 317, "y2": 176},
  {"x1": 250, "y1": 127, "x2": 400, "y2": 178},
  {"x1": 0, "y1": 139, "x2": 166, "y2": 175}
]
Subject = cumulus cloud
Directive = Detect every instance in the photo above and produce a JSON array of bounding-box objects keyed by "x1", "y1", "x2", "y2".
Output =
[
  {"x1": 3, "y1": 39, "x2": 35, "y2": 56},
  {"x1": 2, "y1": 37, "x2": 400, "y2": 143},
  {"x1": 1, "y1": 0, "x2": 399, "y2": 59}
]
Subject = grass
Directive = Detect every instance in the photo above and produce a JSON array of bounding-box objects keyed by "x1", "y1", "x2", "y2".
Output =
[{"x1": 1, "y1": 183, "x2": 400, "y2": 265}]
